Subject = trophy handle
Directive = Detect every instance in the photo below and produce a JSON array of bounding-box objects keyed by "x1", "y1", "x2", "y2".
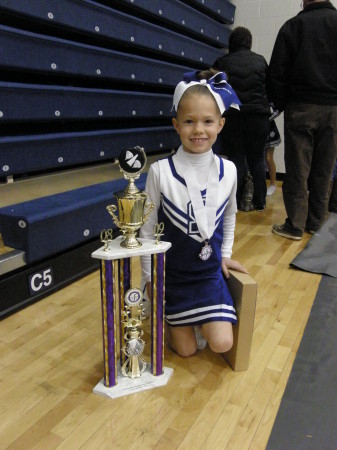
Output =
[
  {"x1": 106, "y1": 204, "x2": 121, "y2": 228},
  {"x1": 142, "y1": 201, "x2": 154, "y2": 225}
]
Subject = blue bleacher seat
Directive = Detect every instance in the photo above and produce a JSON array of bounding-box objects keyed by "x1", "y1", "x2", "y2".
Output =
[
  {"x1": 0, "y1": 175, "x2": 147, "y2": 263},
  {"x1": 0, "y1": 82, "x2": 172, "y2": 122},
  {"x1": 0, "y1": 127, "x2": 179, "y2": 177},
  {"x1": 186, "y1": 0, "x2": 235, "y2": 24},
  {"x1": 112, "y1": 0, "x2": 231, "y2": 46},
  {"x1": 0, "y1": 25, "x2": 192, "y2": 87}
]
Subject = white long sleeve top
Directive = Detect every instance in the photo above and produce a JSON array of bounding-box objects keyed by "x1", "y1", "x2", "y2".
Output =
[{"x1": 140, "y1": 147, "x2": 237, "y2": 282}]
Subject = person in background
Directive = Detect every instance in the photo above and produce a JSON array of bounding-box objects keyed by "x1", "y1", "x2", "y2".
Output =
[
  {"x1": 213, "y1": 26, "x2": 270, "y2": 212},
  {"x1": 140, "y1": 70, "x2": 247, "y2": 358},
  {"x1": 265, "y1": 119, "x2": 281, "y2": 196},
  {"x1": 267, "y1": 0, "x2": 337, "y2": 240},
  {"x1": 328, "y1": 159, "x2": 337, "y2": 213}
]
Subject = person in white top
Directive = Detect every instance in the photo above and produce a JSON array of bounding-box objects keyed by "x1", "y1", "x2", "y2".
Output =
[{"x1": 140, "y1": 70, "x2": 247, "y2": 358}]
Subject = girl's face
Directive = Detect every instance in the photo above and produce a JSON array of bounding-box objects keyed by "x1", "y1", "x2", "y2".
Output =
[{"x1": 172, "y1": 93, "x2": 225, "y2": 154}]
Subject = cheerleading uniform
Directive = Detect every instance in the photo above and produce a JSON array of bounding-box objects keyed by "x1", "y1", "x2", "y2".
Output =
[{"x1": 140, "y1": 146, "x2": 238, "y2": 326}]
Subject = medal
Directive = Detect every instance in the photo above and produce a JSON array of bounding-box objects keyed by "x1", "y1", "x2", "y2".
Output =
[
  {"x1": 199, "y1": 241, "x2": 213, "y2": 261},
  {"x1": 174, "y1": 147, "x2": 219, "y2": 262},
  {"x1": 177, "y1": 148, "x2": 218, "y2": 262}
]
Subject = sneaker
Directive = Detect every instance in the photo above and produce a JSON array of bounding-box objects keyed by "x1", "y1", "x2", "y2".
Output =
[
  {"x1": 255, "y1": 204, "x2": 265, "y2": 212},
  {"x1": 194, "y1": 326, "x2": 207, "y2": 350},
  {"x1": 267, "y1": 185, "x2": 277, "y2": 196},
  {"x1": 305, "y1": 228, "x2": 315, "y2": 235},
  {"x1": 272, "y1": 223, "x2": 302, "y2": 240},
  {"x1": 305, "y1": 222, "x2": 318, "y2": 234}
]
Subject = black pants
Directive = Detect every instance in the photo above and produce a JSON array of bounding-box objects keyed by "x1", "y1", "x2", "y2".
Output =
[
  {"x1": 283, "y1": 104, "x2": 337, "y2": 232},
  {"x1": 329, "y1": 179, "x2": 337, "y2": 213},
  {"x1": 219, "y1": 112, "x2": 269, "y2": 208}
]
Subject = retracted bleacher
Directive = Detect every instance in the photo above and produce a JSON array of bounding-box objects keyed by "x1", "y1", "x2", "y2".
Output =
[{"x1": 0, "y1": 0, "x2": 235, "y2": 317}]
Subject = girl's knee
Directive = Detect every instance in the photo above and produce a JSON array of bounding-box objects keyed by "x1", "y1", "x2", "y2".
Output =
[
  {"x1": 176, "y1": 345, "x2": 197, "y2": 358},
  {"x1": 167, "y1": 326, "x2": 197, "y2": 357},
  {"x1": 172, "y1": 339, "x2": 197, "y2": 357},
  {"x1": 208, "y1": 335, "x2": 233, "y2": 354},
  {"x1": 202, "y1": 322, "x2": 233, "y2": 354}
]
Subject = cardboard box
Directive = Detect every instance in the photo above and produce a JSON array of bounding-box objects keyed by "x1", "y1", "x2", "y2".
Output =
[{"x1": 225, "y1": 270, "x2": 257, "y2": 371}]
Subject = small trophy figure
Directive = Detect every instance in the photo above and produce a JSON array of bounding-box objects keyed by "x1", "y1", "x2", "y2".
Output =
[
  {"x1": 153, "y1": 222, "x2": 165, "y2": 245},
  {"x1": 100, "y1": 228, "x2": 114, "y2": 251},
  {"x1": 121, "y1": 288, "x2": 147, "y2": 378},
  {"x1": 106, "y1": 147, "x2": 154, "y2": 248}
]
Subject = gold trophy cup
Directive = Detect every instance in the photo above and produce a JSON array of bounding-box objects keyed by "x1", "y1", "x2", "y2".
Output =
[{"x1": 107, "y1": 147, "x2": 154, "y2": 248}]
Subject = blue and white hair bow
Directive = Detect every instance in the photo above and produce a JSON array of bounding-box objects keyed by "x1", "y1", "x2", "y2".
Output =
[{"x1": 172, "y1": 71, "x2": 241, "y2": 114}]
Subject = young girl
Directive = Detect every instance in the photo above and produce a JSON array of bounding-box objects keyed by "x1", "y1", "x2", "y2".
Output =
[{"x1": 140, "y1": 70, "x2": 248, "y2": 358}]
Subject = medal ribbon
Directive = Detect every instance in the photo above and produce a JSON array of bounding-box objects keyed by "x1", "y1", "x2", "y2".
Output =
[{"x1": 182, "y1": 153, "x2": 219, "y2": 242}]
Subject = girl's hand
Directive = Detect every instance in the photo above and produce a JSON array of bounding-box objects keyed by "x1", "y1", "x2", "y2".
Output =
[
  {"x1": 146, "y1": 281, "x2": 152, "y2": 300},
  {"x1": 221, "y1": 257, "x2": 248, "y2": 279}
]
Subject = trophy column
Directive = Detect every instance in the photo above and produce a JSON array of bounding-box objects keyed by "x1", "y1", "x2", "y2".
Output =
[
  {"x1": 118, "y1": 257, "x2": 131, "y2": 368},
  {"x1": 100, "y1": 259, "x2": 118, "y2": 387},
  {"x1": 151, "y1": 252, "x2": 165, "y2": 376}
]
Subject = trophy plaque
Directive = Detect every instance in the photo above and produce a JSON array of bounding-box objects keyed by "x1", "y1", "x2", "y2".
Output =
[{"x1": 106, "y1": 146, "x2": 154, "y2": 249}]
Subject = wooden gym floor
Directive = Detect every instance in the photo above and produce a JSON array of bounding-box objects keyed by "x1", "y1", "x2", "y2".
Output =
[{"x1": 0, "y1": 170, "x2": 320, "y2": 449}]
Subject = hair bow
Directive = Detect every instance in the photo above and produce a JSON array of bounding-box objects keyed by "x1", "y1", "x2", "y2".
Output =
[{"x1": 172, "y1": 70, "x2": 241, "y2": 114}]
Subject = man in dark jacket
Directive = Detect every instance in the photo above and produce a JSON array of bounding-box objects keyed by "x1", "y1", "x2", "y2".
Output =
[
  {"x1": 267, "y1": 0, "x2": 337, "y2": 240},
  {"x1": 214, "y1": 27, "x2": 270, "y2": 211}
]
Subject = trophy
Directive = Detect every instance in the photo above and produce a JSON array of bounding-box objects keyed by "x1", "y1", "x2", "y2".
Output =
[
  {"x1": 107, "y1": 146, "x2": 154, "y2": 248},
  {"x1": 91, "y1": 146, "x2": 173, "y2": 395}
]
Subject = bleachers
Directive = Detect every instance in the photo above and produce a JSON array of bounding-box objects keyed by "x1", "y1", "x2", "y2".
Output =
[
  {"x1": 0, "y1": 175, "x2": 146, "y2": 264},
  {"x1": 0, "y1": 0, "x2": 234, "y2": 178},
  {"x1": 109, "y1": 0, "x2": 232, "y2": 46},
  {"x1": 0, "y1": 0, "x2": 235, "y2": 317},
  {"x1": 0, "y1": 127, "x2": 178, "y2": 176},
  {"x1": 0, "y1": 82, "x2": 172, "y2": 123},
  {"x1": 0, "y1": 25, "x2": 193, "y2": 87},
  {"x1": 0, "y1": 0, "x2": 226, "y2": 65},
  {"x1": 185, "y1": 0, "x2": 235, "y2": 24}
]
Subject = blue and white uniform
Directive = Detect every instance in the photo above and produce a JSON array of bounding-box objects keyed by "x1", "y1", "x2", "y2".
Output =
[{"x1": 140, "y1": 146, "x2": 238, "y2": 326}]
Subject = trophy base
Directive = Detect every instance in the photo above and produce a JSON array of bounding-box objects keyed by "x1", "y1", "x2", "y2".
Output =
[{"x1": 93, "y1": 365, "x2": 174, "y2": 399}]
